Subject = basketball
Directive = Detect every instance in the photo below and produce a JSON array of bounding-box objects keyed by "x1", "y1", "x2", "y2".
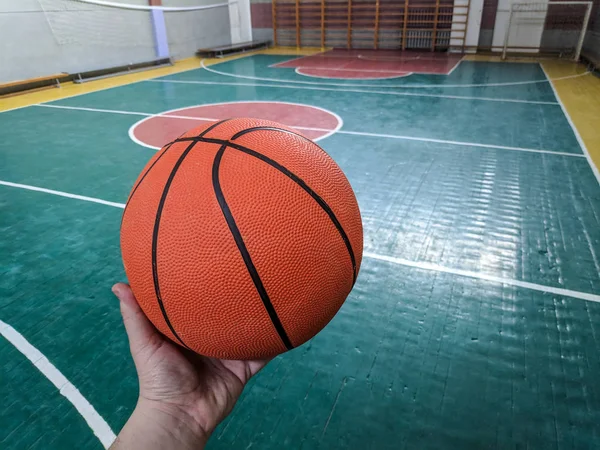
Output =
[{"x1": 120, "y1": 118, "x2": 363, "y2": 360}]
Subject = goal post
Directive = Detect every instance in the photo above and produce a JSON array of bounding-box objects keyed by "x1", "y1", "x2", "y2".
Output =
[{"x1": 501, "y1": 1, "x2": 593, "y2": 61}]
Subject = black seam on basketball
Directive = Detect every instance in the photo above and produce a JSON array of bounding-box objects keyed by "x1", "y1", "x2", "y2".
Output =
[
  {"x1": 163, "y1": 118, "x2": 233, "y2": 148},
  {"x1": 151, "y1": 119, "x2": 231, "y2": 349},
  {"x1": 212, "y1": 144, "x2": 294, "y2": 351},
  {"x1": 121, "y1": 142, "x2": 174, "y2": 230},
  {"x1": 181, "y1": 125, "x2": 334, "y2": 163},
  {"x1": 227, "y1": 141, "x2": 357, "y2": 285},
  {"x1": 151, "y1": 141, "x2": 196, "y2": 349},
  {"x1": 129, "y1": 143, "x2": 173, "y2": 202},
  {"x1": 178, "y1": 126, "x2": 332, "y2": 161},
  {"x1": 124, "y1": 119, "x2": 232, "y2": 228},
  {"x1": 175, "y1": 135, "x2": 358, "y2": 284},
  {"x1": 231, "y1": 126, "x2": 308, "y2": 141}
]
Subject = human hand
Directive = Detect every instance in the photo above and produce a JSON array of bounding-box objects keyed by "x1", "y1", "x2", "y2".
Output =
[{"x1": 110, "y1": 283, "x2": 270, "y2": 450}]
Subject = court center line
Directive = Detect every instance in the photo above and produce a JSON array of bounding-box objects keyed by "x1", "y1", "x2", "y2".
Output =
[
  {"x1": 200, "y1": 58, "x2": 590, "y2": 89},
  {"x1": 34, "y1": 103, "x2": 583, "y2": 158},
  {"x1": 2, "y1": 179, "x2": 599, "y2": 303},
  {"x1": 363, "y1": 252, "x2": 600, "y2": 303},
  {"x1": 0, "y1": 320, "x2": 117, "y2": 449},
  {"x1": 540, "y1": 65, "x2": 600, "y2": 186},
  {"x1": 147, "y1": 78, "x2": 559, "y2": 106}
]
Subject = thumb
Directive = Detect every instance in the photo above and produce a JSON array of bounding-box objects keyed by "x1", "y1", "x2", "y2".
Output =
[{"x1": 112, "y1": 283, "x2": 163, "y2": 357}]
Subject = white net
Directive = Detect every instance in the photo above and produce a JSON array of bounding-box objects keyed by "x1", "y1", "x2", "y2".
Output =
[
  {"x1": 39, "y1": 0, "x2": 153, "y2": 48},
  {"x1": 164, "y1": 5, "x2": 231, "y2": 59},
  {"x1": 38, "y1": 0, "x2": 232, "y2": 52},
  {"x1": 0, "y1": 0, "x2": 232, "y2": 81},
  {"x1": 503, "y1": 1, "x2": 593, "y2": 60}
]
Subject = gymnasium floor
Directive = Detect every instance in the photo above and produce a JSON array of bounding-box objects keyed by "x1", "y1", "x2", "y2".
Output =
[{"x1": 2, "y1": 49, "x2": 600, "y2": 449}]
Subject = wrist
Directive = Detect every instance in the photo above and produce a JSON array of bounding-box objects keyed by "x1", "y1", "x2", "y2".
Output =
[
  {"x1": 112, "y1": 398, "x2": 210, "y2": 450},
  {"x1": 138, "y1": 397, "x2": 211, "y2": 444}
]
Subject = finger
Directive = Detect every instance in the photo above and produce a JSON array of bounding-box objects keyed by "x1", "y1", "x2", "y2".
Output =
[
  {"x1": 220, "y1": 358, "x2": 272, "y2": 384},
  {"x1": 246, "y1": 359, "x2": 271, "y2": 377},
  {"x1": 112, "y1": 283, "x2": 163, "y2": 356}
]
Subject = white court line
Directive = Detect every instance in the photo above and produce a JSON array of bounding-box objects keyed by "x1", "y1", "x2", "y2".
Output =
[
  {"x1": 336, "y1": 129, "x2": 584, "y2": 158},
  {"x1": 357, "y1": 54, "x2": 464, "y2": 76},
  {"x1": 295, "y1": 67, "x2": 413, "y2": 80},
  {"x1": 357, "y1": 55, "x2": 459, "y2": 62},
  {"x1": 0, "y1": 320, "x2": 117, "y2": 448},
  {"x1": 34, "y1": 103, "x2": 582, "y2": 157},
  {"x1": 540, "y1": 65, "x2": 600, "y2": 186},
  {"x1": 200, "y1": 58, "x2": 590, "y2": 89},
  {"x1": 293, "y1": 55, "x2": 462, "y2": 79},
  {"x1": 126, "y1": 100, "x2": 343, "y2": 149},
  {"x1": 295, "y1": 66, "x2": 413, "y2": 74},
  {"x1": 147, "y1": 78, "x2": 559, "y2": 106},
  {"x1": 357, "y1": 55, "x2": 424, "y2": 62},
  {"x1": 0, "y1": 181, "x2": 126, "y2": 208},
  {"x1": 364, "y1": 252, "x2": 600, "y2": 303},
  {"x1": 271, "y1": 53, "x2": 457, "y2": 66},
  {"x1": 3, "y1": 180, "x2": 599, "y2": 303},
  {"x1": 446, "y1": 56, "x2": 464, "y2": 76},
  {"x1": 38, "y1": 103, "x2": 155, "y2": 117},
  {"x1": 35, "y1": 103, "x2": 343, "y2": 148},
  {"x1": 269, "y1": 52, "x2": 329, "y2": 68}
]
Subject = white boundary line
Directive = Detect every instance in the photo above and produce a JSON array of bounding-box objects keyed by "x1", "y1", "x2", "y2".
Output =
[
  {"x1": 336, "y1": 129, "x2": 583, "y2": 157},
  {"x1": 38, "y1": 103, "x2": 152, "y2": 117},
  {"x1": 363, "y1": 252, "x2": 600, "y2": 303},
  {"x1": 34, "y1": 103, "x2": 582, "y2": 157},
  {"x1": 2, "y1": 179, "x2": 598, "y2": 303},
  {"x1": 126, "y1": 100, "x2": 343, "y2": 149},
  {"x1": 200, "y1": 58, "x2": 590, "y2": 89},
  {"x1": 295, "y1": 67, "x2": 412, "y2": 80},
  {"x1": 446, "y1": 56, "x2": 464, "y2": 76},
  {"x1": 147, "y1": 78, "x2": 559, "y2": 105},
  {"x1": 0, "y1": 319, "x2": 117, "y2": 448},
  {"x1": 540, "y1": 64, "x2": 600, "y2": 185},
  {"x1": 0, "y1": 181, "x2": 126, "y2": 208}
]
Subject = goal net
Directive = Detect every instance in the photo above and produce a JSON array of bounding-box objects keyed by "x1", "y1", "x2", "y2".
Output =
[{"x1": 502, "y1": 1, "x2": 593, "y2": 60}]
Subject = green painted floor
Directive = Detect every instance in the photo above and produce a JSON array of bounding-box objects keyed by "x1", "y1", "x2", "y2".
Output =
[{"x1": 1, "y1": 54, "x2": 600, "y2": 449}]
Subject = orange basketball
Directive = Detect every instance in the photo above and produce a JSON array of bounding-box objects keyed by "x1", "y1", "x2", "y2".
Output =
[{"x1": 120, "y1": 118, "x2": 363, "y2": 360}]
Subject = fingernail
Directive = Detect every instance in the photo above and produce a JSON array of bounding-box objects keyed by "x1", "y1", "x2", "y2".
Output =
[{"x1": 111, "y1": 284, "x2": 121, "y2": 297}]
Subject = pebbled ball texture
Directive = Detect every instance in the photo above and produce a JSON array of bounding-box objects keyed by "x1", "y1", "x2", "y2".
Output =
[{"x1": 120, "y1": 118, "x2": 363, "y2": 360}]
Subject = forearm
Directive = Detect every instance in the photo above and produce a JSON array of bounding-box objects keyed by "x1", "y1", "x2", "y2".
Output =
[{"x1": 110, "y1": 399, "x2": 209, "y2": 450}]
